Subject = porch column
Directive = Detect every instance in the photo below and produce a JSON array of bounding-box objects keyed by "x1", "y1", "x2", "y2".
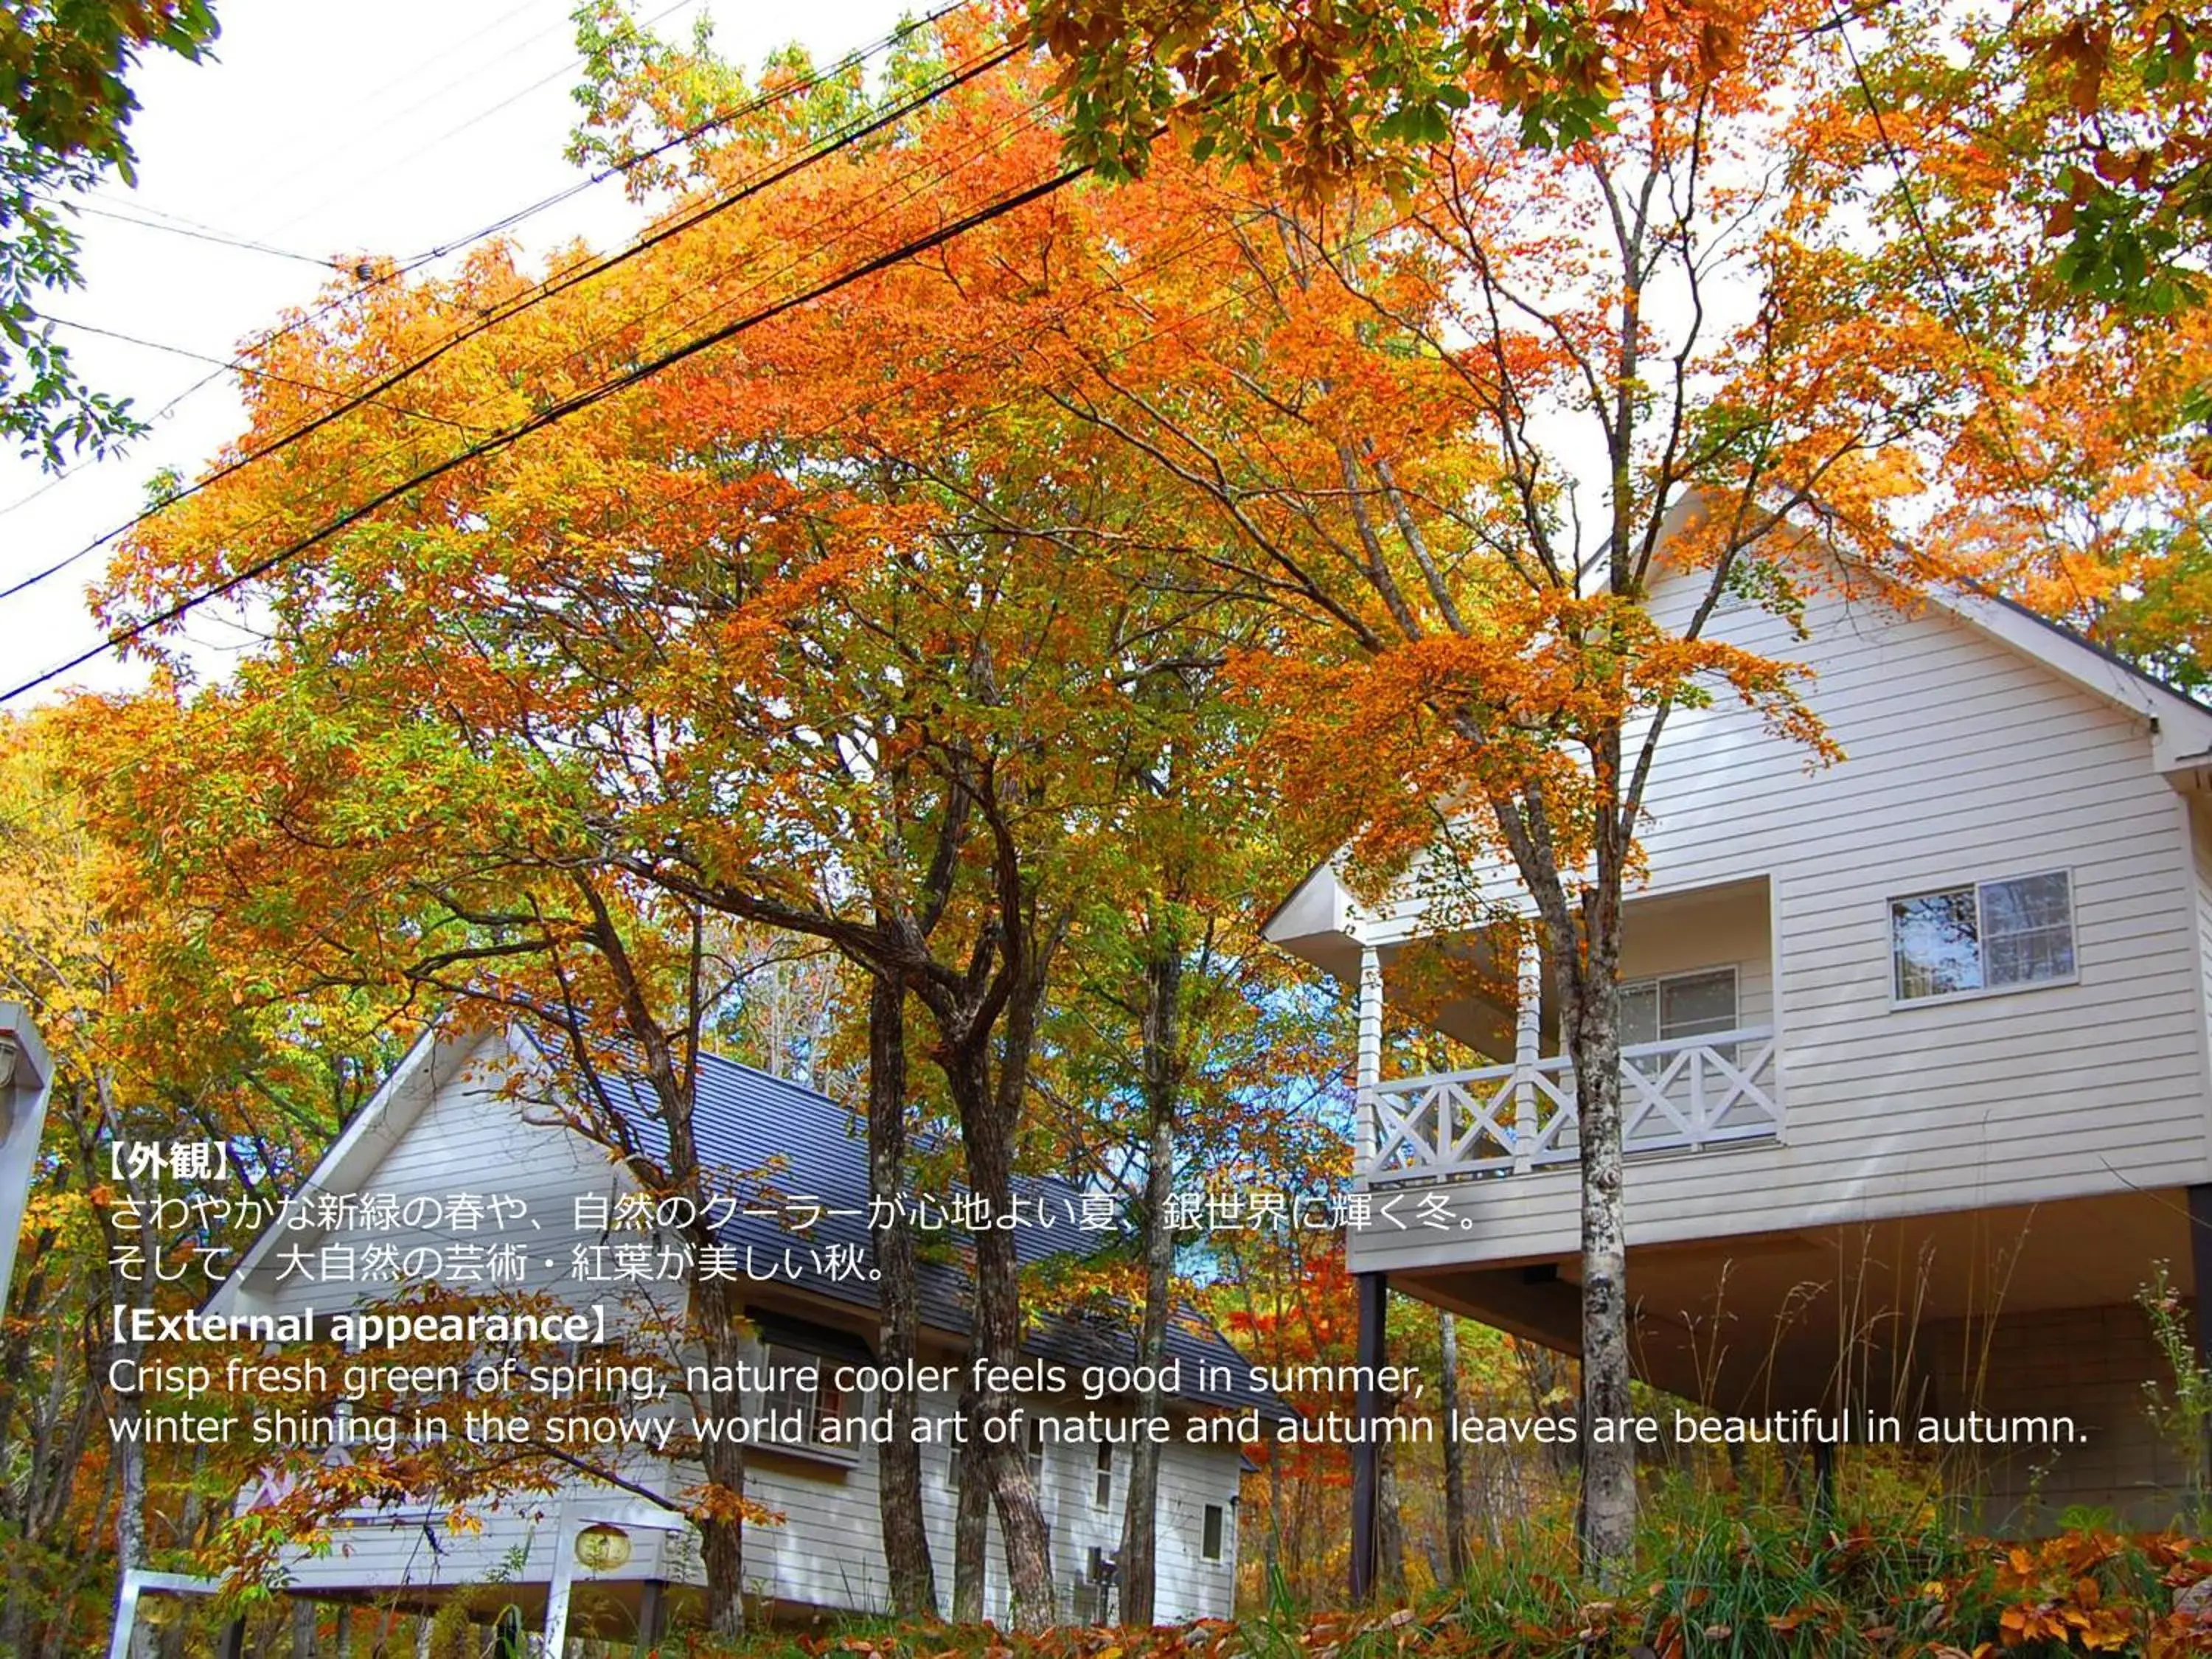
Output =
[
  {"x1": 543, "y1": 1513, "x2": 577, "y2": 1658},
  {"x1": 639, "y1": 1578, "x2": 669, "y2": 1644},
  {"x1": 1349, "y1": 1270, "x2": 1388, "y2": 1602},
  {"x1": 2191, "y1": 1184, "x2": 2212, "y2": 1486},
  {"x1": 1513, "y1": 933, "x2": 1542, "y2": 1172},
  {"x1": 1354, "y1": 945, "x2": 1382, "y2": 1172}
]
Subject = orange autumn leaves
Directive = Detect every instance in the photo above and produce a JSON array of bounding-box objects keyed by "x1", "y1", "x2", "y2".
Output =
[{"x1": 86, "y1": 0, "x2": 2017, "y2": 878}]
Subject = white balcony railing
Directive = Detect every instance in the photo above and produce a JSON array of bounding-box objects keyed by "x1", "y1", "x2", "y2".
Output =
[{"x1": 1363, "y1": 1026, "x2": 1781, "y2": 1184}]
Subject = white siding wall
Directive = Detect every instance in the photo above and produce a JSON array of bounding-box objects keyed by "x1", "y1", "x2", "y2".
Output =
[
  {"x1": 1615, "y1": 882, "x2": 1773, "y2": 1033},
  {"x1": 1351, "y1": 584, "x2": 2212, "y2": 1274},
  {"x1": 246, "y1": 1040, "x2": 1243, "y2": 1623},
  {"x1": 2192, "y1": 799, "x2": 2212, "y2": 1076}
]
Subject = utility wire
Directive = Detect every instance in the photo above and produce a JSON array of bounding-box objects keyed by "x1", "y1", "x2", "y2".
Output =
[
  {"x1": 44, "y1": 316, "x2": 484, "y2": 434},
  {"x1": 435, "y1": 0, "x2": 973, "y2": 263},
  {"x1": 246, "y1": 0, "x2": 697, "y2": 242},
  {"x1": 66, "y1": 204, "x2": 348, "y2": 270},
  {"x1": 0, "y1": 5, "x2": 969, "y2": 545},
  {"x1": 1, "y1": 186, "x2": 1365, "y2": 849},
  {"x1": 1, "y1": 71, "x2": 1056, "y2": 615},
  {"x1": 0, "y1": 19, "x2": 1008, "y2": 606},
  {"x1": 0, "y1": 162, "x2": 1091, "y2": 706}
]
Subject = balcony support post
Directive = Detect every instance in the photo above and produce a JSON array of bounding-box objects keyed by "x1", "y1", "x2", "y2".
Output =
[
  {"x1": 1349, "y1": 1270, "x2": 1388, "y2": 1602},
  {"x1": 1513, "y1": 934, "x2": 1542, "y2": 1173},
  {"x1": 1355, "y1": 945, "x2": 1382, "y2": 1172}
]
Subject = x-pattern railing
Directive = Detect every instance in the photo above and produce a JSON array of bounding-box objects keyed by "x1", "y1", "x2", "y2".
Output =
[{"x1": 1364, "y1": 1026, "x2": 1780, "y2": 1183}]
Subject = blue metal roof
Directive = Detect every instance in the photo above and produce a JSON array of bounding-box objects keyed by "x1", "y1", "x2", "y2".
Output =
[{"x1": 603, "y1": 1050, "x2": 1287, "y2": 1417}]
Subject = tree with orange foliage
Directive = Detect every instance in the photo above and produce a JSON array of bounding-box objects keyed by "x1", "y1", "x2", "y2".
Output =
[
  {"x1": 1783, "y1": 4, "x2": 2212, "y2": 692},
  {"x1": 0, "y1": 709, "x2": 403, "y2": 1655},
  {"x1": 80, "y1": 7, "x2": 1301, "y2": 1627},
  {"x1": 1024, "y1": 0, "x2": 1992, "y2": 1581}
]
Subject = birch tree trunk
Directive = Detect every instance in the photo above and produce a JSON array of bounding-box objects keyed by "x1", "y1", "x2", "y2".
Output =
[
  {"x1": 1438, "y1": 1311, "x2": 1472, "y2": 1582},
  {"x1": 1559, "y1": 855, "x2": 1633, "y2": 1580}
]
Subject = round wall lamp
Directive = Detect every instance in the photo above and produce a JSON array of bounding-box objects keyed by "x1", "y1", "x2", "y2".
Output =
[{"x1": 574, "y1": 1522, "x2": 634, "y2": 1571}]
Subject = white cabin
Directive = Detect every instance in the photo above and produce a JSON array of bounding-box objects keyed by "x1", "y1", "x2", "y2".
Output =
[
  {"x1": 1266, "y1": 571, "x2": 2212, "y2": 1528},
  {"x1": 206, "y1": 1029, "x2": 1256, "y2": 1645}
]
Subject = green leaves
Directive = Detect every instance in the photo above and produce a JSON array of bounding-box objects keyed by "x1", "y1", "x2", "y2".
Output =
[
  {"x1": 0, "y1": 4, "x2": 216, "y2": 467},
  {"x1": 2052, "y1": 163, "x2": 2211, "y2": 315},
  {"x1": 1032, "y1": 0, "x2": 1632, "y2": 198}
]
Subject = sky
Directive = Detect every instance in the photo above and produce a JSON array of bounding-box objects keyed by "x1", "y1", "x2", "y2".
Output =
[{"x1": 0, "y1": 0, "x2": 908, "y2": 707}]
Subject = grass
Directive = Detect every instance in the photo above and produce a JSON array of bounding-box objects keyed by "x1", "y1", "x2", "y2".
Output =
[{"x1": 664, "y1": 1472, "x2": 2212, "y2": 1658}]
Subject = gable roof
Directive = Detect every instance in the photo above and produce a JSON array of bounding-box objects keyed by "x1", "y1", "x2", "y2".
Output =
[
  {"x1": 597, "y1": 1051, "x2": 1286, "y2": 1414},
  {"x1": 218, "y1": 1024, "x2": 1287, "y2": 1418},
  {"x1": 1929, "y1": 581, "x2": 2212, "y2": 773},
  {"x1": 1261, "y1": 571, "x2": 2212, "y2": 959}
]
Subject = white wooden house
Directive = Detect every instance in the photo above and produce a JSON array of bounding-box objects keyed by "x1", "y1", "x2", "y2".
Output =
[
  {"x1": 1265, "y1": 565, "x2": 2212, "y2": 1540},
  {"x1": 204, "y1": 1028, "x2": 1265, "y2": 1646}
]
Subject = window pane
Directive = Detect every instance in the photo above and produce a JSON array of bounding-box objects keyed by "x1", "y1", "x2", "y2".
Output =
[
  {"x1": 1981, "y1": 872, "x2": 2073, "y2": 987},
  {"x1": 1660, "y1": 970, "x2": 1737, "y2": 1040},
  {"x1": 1893, "y1": 888, "x2": 1980, "y2": 1000},
  {"x1": 771, "y1": 1349, "x2": 826, "y2": 1437},
  {"x1": 1620, "y1": 982, "x2": 1659, "y2": 1047},
  {"x1": 1202, "y1": 1503, "x2": 1224, "y2": 1561}
]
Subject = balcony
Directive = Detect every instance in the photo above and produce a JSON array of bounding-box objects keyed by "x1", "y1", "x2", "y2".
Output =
[{"x1": 1359, "y1": 1026, "x2": 1782, "y2": 1185}]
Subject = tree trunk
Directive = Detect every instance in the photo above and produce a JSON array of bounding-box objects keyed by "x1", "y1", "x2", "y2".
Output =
[
  {"x1": 1116, "y1": 927, "x2": 1182, "y2": 1627},
  {"x1": 951, "y1": 1385, "x2": 990, "y2": 1621},
  {"x1": 582, "y1": 891, "x2": 751, "y2": 1639},
  {"x1": 1376, "y1": 1409, "x2": 1407, "y2": 1603},
  {"x1": 692, "y1": 1270, "x2": 750, "y2": 1640},
  {"x1": 1568, "y1": 954, "x2": 1634, "y2": 1581},
  {"x1": 946, "y1": 1043, "x2": 1054, "y2": 1630},
  {"x1": 867, "y1": 973, "x2": 938, "y2": 1617},
  {"x1": 108, "y1": 1135, "x2": 153, "y2": 1659},
  {"x1": 1438, "y1": 1312, "x2": 1473, "y2": 1582}
]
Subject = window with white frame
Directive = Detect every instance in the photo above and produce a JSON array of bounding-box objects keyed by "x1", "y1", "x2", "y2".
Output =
[
  {"x1": 759, "y1": 1346, "x2": 844, "y2": 1444},
  {"x1": 1200, "y1": 1502, "x2": 1227, "y2": 1563},
  {"x1": 1619, "y1": 967, "x2": 1738, "y2": 1048},
  {"x1": 1891, "y1": 872, "x2": 2075, "y2": 1002},
  {"x1": 1093, "y1": 1439, "x2": 1113, "y2": 1509},
  {"x1": 1025, "y1": 1417, "x2": 1047, "y2": 1486}
]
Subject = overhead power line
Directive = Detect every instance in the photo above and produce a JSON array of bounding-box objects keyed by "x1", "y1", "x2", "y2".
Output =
[
  {"x1": 0, "y1": 13, "x2": 1005, "y2": 608},
  {"x1": 438, "y1": 0, "x2": 973, "y2": 264},
  {"x1": 45, "y1": 316, "x2": 484, "y2": 434},
  {"x1": 0, "y1": 187, "x2": 1360, "y2": 858},
  {"x1": 0, "y1": 161, "x2": 1091, "y2": 706},
  {"x1": 0, "y1": 4, "x2": 969, "y2": 551},
  {"x1": 69, "y1": 203, "x2": 347, "y2": 269},
  {"x1": 0, "y1": 82, "x2": 1060, "y2": 612}
]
